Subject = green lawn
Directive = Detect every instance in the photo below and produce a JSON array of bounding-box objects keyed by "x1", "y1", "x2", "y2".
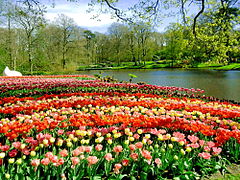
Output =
[{"x1": 77, "y1": 61, "x2": 240, "y2": 71}]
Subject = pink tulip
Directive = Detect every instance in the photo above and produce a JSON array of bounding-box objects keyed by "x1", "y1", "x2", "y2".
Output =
[
  {"x1": 59, "y1": 149, "x2": 68, "y2": 157},
  {"x1": 190, "y1": 143, "x2": 200, "y2": 148},
  {"x1": 212, "y1": 147, "x2": 222, "y2": 155},
  {"x1": 22, "y1": 148, "x2": 30, "y2": 155},
  {"x1": 204, "y1": 146, "x2": 211, "y2": 152},
  {"x1": 155, "y1": 158, "x2": 162, "y2": 166},
  {"x1": 8, "y1": 149, "x2": 18, "y2": 157},
  {"x1": 85, "y1": 146, "x2": 92, "y2": 153},
  {"x1": 141, "y1": 150, "x2": 152, "y2": 160},
  {"x1": 58, "y1": 129, "x2": 64, "y2": 135},
  {"x1": 0, "y1": 145, "x2": 10, "y2": 151},
  {"x1": 87, "y1": 156, "x2": 98, "y2": 166},
  {"x1": 41, "y1": 158, "x2": 50, "y2": 166},
  {"x1": 95, "y1": 144, "x2": 103, "y2": 151},
  {"x1": 188, "y1": 135, "x2": 199, "y2": 143},
  {"x1": 36, "y1": 133, "x2": 44, "y2": 141},
  {"x1": 57, "y1": 158, "x2": 64, "y2": 166},
  {"x1": 113, "y1": 145, "x2": 123, "y2": 153},
  {"x1": 133, "y1": 134, "x2": 140, "y2": 139},
  {"x1": 114, "y1": 163, "x2": 122, "y2": 174},
  {"x1": 31, "y1": 159, "x2": 40, "y2": 167},
  {"x1": 51, "y1": 155, "x2": 58, "y2": 163},
  {"x1": 104, "y1": 153, "x2": 113, "y2": 161},
  {"x1": 130, "y1": 153, "x2": 138, "y2": 161},
  {"x1": 72, "y1": 148, "x2": 81, "y2": 157},
  {"x1": 129, "y1": 144, "x2": 136, "y2": 151},
  {"x1": 71, "y1": 157, "x2": 80, "y2": 166},
  {"x1": 12, "y1": 142, "x2": 21, "y2": 149},
  {"x1": 147, "y1": 140, "x2": 153, "y2": 145},
  {"x1": 207, "y1": 141, "x2": 215, "y2": 148},
  {"x1": 198, "y1": 152, "x2": 211, "y2": 160},
  {"x1": 45, "y1": 152, "x2": 54, "y2": 159},
  {"x1": 199, "y1": 140, "x2": 205, "y2": 146},
  {"x1": 135, "y1": 142, "x2": 143, "y2": 149},
  {"x1": 122, "y1": 159, "x2": 129, "y2": 166},
  {"x1": 77, "y1": 146, "x2": 85, "y2": 153}
]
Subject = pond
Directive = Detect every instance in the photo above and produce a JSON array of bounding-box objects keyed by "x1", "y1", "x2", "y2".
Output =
[{"x1": 80, "y1": 69, "x2": 240, "y2": 102}]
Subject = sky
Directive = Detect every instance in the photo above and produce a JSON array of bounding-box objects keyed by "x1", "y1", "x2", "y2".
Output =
[
  {"x1": 44, "y1": 0, "x2": 196, "y2": 34},
  {"x1": 45, "y1": 0, "x2": 115, "y2": 33}
]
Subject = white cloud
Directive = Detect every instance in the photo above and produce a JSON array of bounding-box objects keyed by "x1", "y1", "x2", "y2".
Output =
[
  {"x1": 45, "y1": 1, "x2": 117, "y2": 28},
  {"x1": 44, "y1": 0, "x2": 182, "y2": 33}
]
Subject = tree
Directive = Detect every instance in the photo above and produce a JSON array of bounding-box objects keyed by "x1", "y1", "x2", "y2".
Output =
[
  {"x1": 191, "y1": 1, "x2": 240, "y2": 64},
  {"x1": 83, "y1": 30, "x2": 96, "y2": 64},
  {"x1": 125, "y1": 27, "x2": 137, "y2": 65},
  {"x1": 90, "y1": 0, "x2": 239, "y2": 38},
  {"x1": 107, "y1": 23, "x2": 128, "y2": 65},
  {"x1": 54, "y1": 14, "x2": 76, "y2": 69},
  {"x1": 14, "y1": 1, "x2": 46, "y2": 74},
  {"x1": 94, "y1": 33, "x2": 111, "y2": 64},
  {"x1": 134, "y1": 23, "x2": 152, "y2": 65}
]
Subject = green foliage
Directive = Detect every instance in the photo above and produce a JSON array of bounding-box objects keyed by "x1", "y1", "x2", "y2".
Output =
[{"x1": 0, "y1": 0, "x2": 239, "y2": 73}]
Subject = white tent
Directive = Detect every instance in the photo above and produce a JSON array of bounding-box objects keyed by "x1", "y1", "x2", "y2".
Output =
[{"x1": 3, "y1": 66, "x2": 22, "y2": 76}]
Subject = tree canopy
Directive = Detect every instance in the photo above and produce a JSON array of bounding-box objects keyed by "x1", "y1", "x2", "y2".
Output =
[{"x1": 0, "y1": 0, "x2": 239, "y2": 73}]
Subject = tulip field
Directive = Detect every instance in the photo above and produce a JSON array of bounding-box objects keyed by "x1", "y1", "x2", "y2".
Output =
[{"x1": 0, "y1": 75, "x2": 239, "y2": 180}]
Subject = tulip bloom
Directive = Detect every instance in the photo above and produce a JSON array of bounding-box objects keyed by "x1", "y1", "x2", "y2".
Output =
[
  {"x1": 31, "y1": 159, "x2": 40, "y2": 167},
  {"x1": 41, "y1": 158, "x2": 50, "y2": 166},
  {"x1": 113, "y1": 145, "x2": 123, "y2": 153},
  {"x1": 8, "y1": 149, "x2": 18, "y2": 157},
  {"x1": 71, "y1": 157, "x2": 80, "y2": 167},
  {"x1": 130, "y1": 153, "x2": 138, "y2": 161},
  {"x1": 104, "y1": 153, "x2": 113, "y2": 161},
  {"x1": 122, "y1": 159, "x2": 129, "y2": 166},
  {"x1": 198, "y1": 152, "x2": 211, "y2": 160},
  {"x1": 87, "y1": 156, "x2": 98, "y2": 166},
  {"x1": 114, "y1": 163, "x2": 122, "y2": 174},
  {"x1": 141, "y1": 150, "x2": 152, "y2": 160},
  {"x1": 135, "y1": 142, "x2": 143, "y2": 149},
  {"x1": 72, "y1": 148, "x2": 81, "y2": 157},
  {"x1": 59, "y1": 149, "x2": 68, "y2": 157},
  {"x1": 155, "y1": 158, "x2": 162, "y2": 166},
  {"x1": 95, "y1": 144, "x2": 103, "y2": 151}
]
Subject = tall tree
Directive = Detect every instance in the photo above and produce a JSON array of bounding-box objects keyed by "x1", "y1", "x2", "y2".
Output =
[
  {"x1": 54, "y1": 14, "x2": 76, "y2": 69},
  {"x1": 14, "y1": 1, "x2": 46, "y2": 74},
  {"x1": 90, "y1": 0, "x2": 239, "y2": 38},
  {"x1": 83, "y1": 30, "x2": 96, "y2": 64},
  {"x1": 107, "y1": 23, "x2": 128, "y2": 65},
  {"x1": 0, "y1": 1, "x2": 18, "y2": 69},
  {"x1": 126, "y1": 27, "x2": 137, "y2": 65},
  {"x1": 134, "y1": 23, "x2": 152, "y2": 65}
]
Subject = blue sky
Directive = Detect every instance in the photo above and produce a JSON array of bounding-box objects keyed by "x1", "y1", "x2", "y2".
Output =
[
  {"x1": 45, "y1": 0, "x2": 198, "y2": 33},
  {"x1": 45, "y1": 0, "x2": 117, "y2": 33}
]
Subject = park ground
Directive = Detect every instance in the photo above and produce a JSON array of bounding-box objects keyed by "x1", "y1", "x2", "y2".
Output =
[{"x1": 77, "y1": 61, "x2": 240, "y2": 71}]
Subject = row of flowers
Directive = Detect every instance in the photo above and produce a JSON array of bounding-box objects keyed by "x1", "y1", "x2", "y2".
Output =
[
  {"x1": 0, "y1": 126, "x2": 226, "y2": 179},
  {"x1": 0, "y1": 75, "x2": 95, "y2": 79},
  {"x1": 0, "y1": 77, "x2": 239, "y2": 179},
  {"x1": 0, "y1": 78, "x2": 206, "y2": 99}
]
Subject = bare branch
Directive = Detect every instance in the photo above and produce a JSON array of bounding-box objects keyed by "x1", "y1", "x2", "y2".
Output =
[
  {"x1": 180, "y1": 0, "x2": 187, "y2": 25},
  {"x1": 145, "y1": 0, "x2": 160, "y2": 22},
  {"x1": 193, "y1": 0, "x2": 205, "y2": 38},
  {"x1": 103, "y1": 0, "x2": 134, "y2": 23}
]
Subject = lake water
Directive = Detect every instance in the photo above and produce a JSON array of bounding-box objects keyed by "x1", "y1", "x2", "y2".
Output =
[{"x1": 80, "y1": 69, "x2": 240, "y2": 102}]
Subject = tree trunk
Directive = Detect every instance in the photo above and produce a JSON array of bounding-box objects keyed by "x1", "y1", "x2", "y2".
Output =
[
  {"x1": 27, "y1": 35, "x2": 33, "y2": 74},
  {"x1": 7, "y1": 16, "x2": 13, "y2": 69}
]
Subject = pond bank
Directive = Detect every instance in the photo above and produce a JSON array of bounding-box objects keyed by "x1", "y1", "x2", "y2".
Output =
[{"x1": 77, "y1": 62, "x2": 240, "y2": 71}]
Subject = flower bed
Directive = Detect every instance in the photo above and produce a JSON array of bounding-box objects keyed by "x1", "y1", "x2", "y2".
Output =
[{"x1": 0, "y1": 76, "x2": 239, "y2": 179}]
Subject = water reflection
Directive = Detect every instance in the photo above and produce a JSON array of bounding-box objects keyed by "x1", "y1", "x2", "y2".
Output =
[{"x1": 80, "y1": 69, "x2": 240, "y2": 102}]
